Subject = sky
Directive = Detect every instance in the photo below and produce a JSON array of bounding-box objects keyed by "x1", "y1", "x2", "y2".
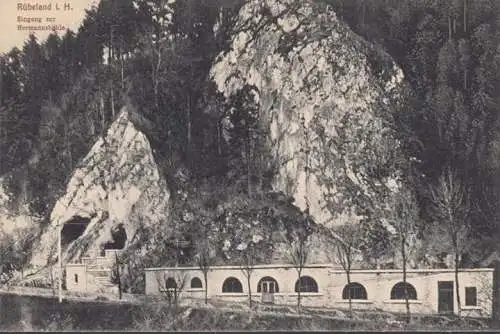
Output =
[{"x1": 0, "y1": 0, "x2": 99, "y2": 54}]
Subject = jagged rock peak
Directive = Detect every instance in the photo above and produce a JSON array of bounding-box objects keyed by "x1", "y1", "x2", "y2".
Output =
[
  {"x1": 31, "y1": 106, "x2": 170, "y2": 266},
  {"x1": 212, "y1": 0, "x2": 406, "y2": 228}
]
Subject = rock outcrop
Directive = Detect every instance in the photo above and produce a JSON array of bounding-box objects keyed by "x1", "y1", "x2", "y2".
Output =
[
  {"x1": 31, "y1": 107, "x2": 170, "y2": 266},
  {"x1": 212, "y1": 0, "x2": 406, "y2": 229}
]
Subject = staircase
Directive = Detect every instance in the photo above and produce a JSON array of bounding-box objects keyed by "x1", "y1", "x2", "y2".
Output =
[
  {"x1": 94, "y1": 275, "x2": 115, "y2": 288},
  {"x1": 66, "y1": 250, "x2": 121, "y2": 294}
]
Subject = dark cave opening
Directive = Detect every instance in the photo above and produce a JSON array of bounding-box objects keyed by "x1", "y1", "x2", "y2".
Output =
[
  {"x1": 103, "y1": 224, "x2": 127, "y2": 250},
  {"x1": 61, "y1": 216, "x2": 91, "y2": 247}
]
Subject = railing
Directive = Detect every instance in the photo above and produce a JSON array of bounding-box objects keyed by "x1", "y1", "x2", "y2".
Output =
[{"x1": 82, "y1": 256, "x2": 114, "y2": 270}]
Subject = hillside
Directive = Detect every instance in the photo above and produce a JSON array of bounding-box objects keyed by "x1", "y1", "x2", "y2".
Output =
[{"x1": 0, "y1": 0, "x2": 499, "y2": 289}]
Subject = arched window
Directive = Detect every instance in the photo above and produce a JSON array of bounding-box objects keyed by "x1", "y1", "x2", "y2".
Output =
[
  {"x1": 222, "y1": 277, "x2": 243, "y2": 293},
  {"x1": 390, "y1": 282, "x2": 417, "y2": 300},
  {"x1": 165, "y1": 277, "x2": 177, "y2": 289},
  {"x1": 342, "y1": 282, "x2": 367, "y2": 300},
  {"x1": 191, "y1": 277, "x2": 203, "y2": 289},
  {"x1": 295, "y1": 276, "x2": 319, "y2": 293},
  {"x1": 257, "y1": 276, "x2": 279, "y2": 293}
]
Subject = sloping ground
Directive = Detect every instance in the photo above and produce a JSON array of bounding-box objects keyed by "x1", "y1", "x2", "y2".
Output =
[{"x1": 0, "y1": 292, "x2": 491, "y2": 331}]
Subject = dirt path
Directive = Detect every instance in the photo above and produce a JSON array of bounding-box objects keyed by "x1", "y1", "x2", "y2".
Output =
[{"x1": 0, "y1": 285, "x2": 143, "y2": 305}]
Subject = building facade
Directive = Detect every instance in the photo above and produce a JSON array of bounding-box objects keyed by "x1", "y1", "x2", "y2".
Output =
[
  {"x1": 144, "y1": 264, "x2": 494, "y2": 318},
  {"x1": 65, "y1": 249, "x2": 121, "y2": 295}
]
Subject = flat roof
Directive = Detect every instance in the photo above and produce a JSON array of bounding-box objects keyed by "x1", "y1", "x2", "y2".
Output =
[
  {"x1": 144, "y1": 263, "x2": 494, "y2": 273},
  {"x1": 145, "y1": 263, "x2": 334, "y2": 271}
]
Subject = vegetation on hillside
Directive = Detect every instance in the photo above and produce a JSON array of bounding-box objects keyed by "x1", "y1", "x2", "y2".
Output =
[
  {"x1": 323, "y1": 0, "x2": 500, "y2": 266},
  {"x1": 0, "y1": 0, "x2": 499, "y2": 302}
]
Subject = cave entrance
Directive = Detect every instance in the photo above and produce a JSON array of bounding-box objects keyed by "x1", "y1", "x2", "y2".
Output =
[
  {"x1": 61, "y1": 216, "x2": 91, "y2": 247},
  {"x1": 103, "y1": 223, "x2": 127, "y2": 251}
]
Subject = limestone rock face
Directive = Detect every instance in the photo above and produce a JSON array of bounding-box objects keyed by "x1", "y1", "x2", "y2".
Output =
[
  {"x1": 212, "y1": 0, "x2": 405, "y2": 228},
  {"x1": 31, "y1": 107, "x2": 170, "y2": 266}
]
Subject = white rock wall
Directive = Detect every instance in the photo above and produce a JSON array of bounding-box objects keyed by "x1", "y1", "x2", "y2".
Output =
[{"x1": 31, "y1": 107, "x2": 170, "y2": 266}]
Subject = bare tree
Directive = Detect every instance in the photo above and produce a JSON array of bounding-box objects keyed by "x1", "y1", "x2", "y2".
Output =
[
  {"x1": 333, "y1": 224, "x2": 361, "y2": 318},
  {"x1": 429, "y1": 168, "x2": 471, "y2": 317},
  {"x1": 286, "y1": 226, "x2": 312, "y2": 313},
  {"x1": 196, "y1": 240, "x2": 215, "y2": 305},
  {"x1": 155, "y1": 270, "x2": 188, "y2": 307},
  {"x1": 239, "y1": 243, "x2": 257, "y2": 308},
  {"x1": 391, "y1": 187, "x2": 420, "y2": 324}
]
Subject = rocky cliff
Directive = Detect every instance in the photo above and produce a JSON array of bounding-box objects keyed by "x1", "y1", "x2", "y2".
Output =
[
  {"x1": 28, "y1": 0, "x2": 408, "y2": 272},
  {"x1": 30, "y1": 108, "x2": 170, "y2": 266},
  {"x1": 212, "y1": 0, "x2": 405, "y2": 229}
]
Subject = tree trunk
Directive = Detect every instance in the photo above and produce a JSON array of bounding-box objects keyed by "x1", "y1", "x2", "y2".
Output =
[
  {"x1": 65, "y1": 123, "x2": 73, "y2": 172},
  {"x1": 464, "y1": 69, "x2": 467, "y2": 90},
  {"x1": 152, "y1": 58, "x2": 158, "y2": 109},
  {"x1": 99, "y1": 89, "x2": 105, "y2": 132},
  {"x1": 110, "y1": 80, "x2": 115, "y2": 120},
  {"x1": 204, "y1": 272, "x2": 208, "y2": 304},
  {"x1": 115, "y1": 253, "x2": 122, "y2": 300},
  {"x1": 448, "y1": 16, "x2": 452, "y2": 40},
  {"x1": 247, "y1": 273, "x2": 252, "y2": 308},
  {"x1": 187, "y1": 94, "x2": 192, "y2": 161},
  {"x1": 50, "y1": 266, "x2": 55, "y2": 296},
  {"x1": 217, "y1": 119, "x2": 222, "y2": 156},
  {"x1": 258, "y1": 147, "x2": 263, "y2": 194},
  {"x1": 120, "y1": 52, "x2": 124, "y2": 91},
  {"x1": 361, "y1": 1, "x2": 366, "y2": 26},
  {"x1": 455, "y1": 251, "x2": 462, "y2": 317},
  {"x1": 297, "y1": 271, "x2": 302, "y2": 314},
  {"x1": 246, "y1": 138, "x2": 252, "y2": 198},
  {"x1": 153, "y1": 44, "x2": 161, "y2": 111},
  {"x1": 402, "y1": 237, "x2": 410, "y2": 324},
  {"x1": 463, "y1": 0, "x2": 467, "y2": 33},
  {"x1": 347, "y1": 270, "x2": 352, "y2": 319}
]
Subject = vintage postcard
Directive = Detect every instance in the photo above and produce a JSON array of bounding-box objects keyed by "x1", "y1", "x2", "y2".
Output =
[{"x1": 0, "y1": 0, "x2": 497, "y2": 331}]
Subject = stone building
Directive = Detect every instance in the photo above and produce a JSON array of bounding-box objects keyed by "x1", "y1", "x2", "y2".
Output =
[
  {"x1": 144, "y1": 264, "x2": 494, "y2": 318},
  {"x1": 65, "y1": 249, "x2": 121, "y2": 295}
]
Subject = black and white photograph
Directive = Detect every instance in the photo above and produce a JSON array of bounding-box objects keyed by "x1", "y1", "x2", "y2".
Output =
[{"x1": 0, "y1": 0, "x2": 499, "y2": 331}]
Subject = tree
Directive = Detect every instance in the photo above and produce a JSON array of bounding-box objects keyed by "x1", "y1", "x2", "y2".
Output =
[
  {"x1": 429, "y1": 167, "x2": 471, "y2": 317},
  {"x1": 155, "y1": 270, "x2": 188, "y2": 307},
  {"x1": 227, "y1": 85, "x2": 261, "y2": 197},
  {"x1": 286, "y1": 223, "x2": 313, "y2": 313},
  {"x1": 238, "y1": 241, "x2": 257, "y2": 308},
  {"x1": 390, "y1": 187, "x2": 420, "y2": 324},
  {"x1": 333, "y1": 223, "x2": 361, "y2": 318},
  {"x1": 195, "y1": 240, "x2": 215, "y2": 304}
]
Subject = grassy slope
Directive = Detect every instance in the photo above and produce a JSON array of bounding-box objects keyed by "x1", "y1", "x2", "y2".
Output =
[{"x1": 0, "y1": 292, "x2": 492, "y2": 331}]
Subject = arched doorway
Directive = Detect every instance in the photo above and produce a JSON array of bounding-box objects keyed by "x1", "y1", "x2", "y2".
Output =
[
  {"x1": 257, "y1": 276, "x2": 279, "y2": 293},
  {"x1": 257, "y1": 276, "x2": 279, "y2": 304}
]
